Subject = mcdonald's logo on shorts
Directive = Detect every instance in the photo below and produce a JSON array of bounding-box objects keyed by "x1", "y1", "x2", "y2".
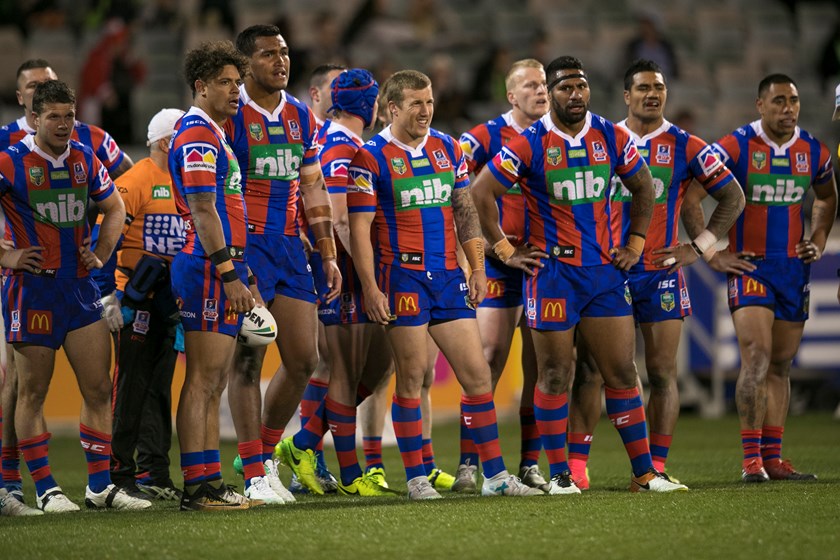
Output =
[
  {"x1": 224, "y1": 306, "x2": 239, "y2": 325},
  {"x1": 27, "y1": 310, "x2": 53, "y2": 334},
  {"x1": 540, "y1": 298, "x2": 566, "y2": 322},
  {"x1": 394, "y1": 292, "x2": 420, "y2": 316},
  {"x1": 486, "y1": 280, "x2": 504, "y2": 298},
  {"x1": 743, "y1": 277, "x2": 766, "y2": 297}
]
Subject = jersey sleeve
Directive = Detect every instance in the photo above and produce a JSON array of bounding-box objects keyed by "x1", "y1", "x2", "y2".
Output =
[
  {"x1": 613, "y1": 127, "x2": 644, "y2": 180},
  {"x1": 90, "y1": 125, "x2": 126, "y2": 173},
  {"x1": 171, "y1": 127, "x2": 219, "y2": 195},
  {"x1": 302, "y1": 108, "x2": 320, "y2": 167},
  {"x1": 0, "y1": 153, "x2": 13, "y2": 194},
  {"x1": 685, "y1": 135, "x2": 734, "y2": 195},
  {"x1": 486, "y1": 133, "x2": 532, "y2": 189},
  {"x1": 89, "y1": 154, "x2": 116, "y2": 202},
  {"x1": 346, "y1": 147, "x2": 380, "y2": 214},
  {"x1": 815, "y1": 142, "x2": 834, "y2": 186},
  {"x1": 711, "y1": 133, "x2": 740, "y2": 168},
  {"x1": 321, "y1": 141, "x2": 358, "y2": 194},
  {"x1": 459, "y1": 124, "x2": 489, "y2": 174},
  {"x1": 452, "y1": 138, "x2": 470, "y2": 191}
]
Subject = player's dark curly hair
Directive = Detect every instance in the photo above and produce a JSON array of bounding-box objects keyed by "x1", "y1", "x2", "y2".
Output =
[
  {"x1": 184, "y1": 41, "x2": 249, "y2": 95},
  {"x1": 623, "y1": 59, "x2": 664, "y2": 91},
  {"x1": 32, "y1": 80, "x2": 75, "y2": 114},
  {"x1": 545, "y1": 56, "x2": 586, "y2": 91},
  {"x1": 758, "y1": 73, "x2": 797, "y2": 97},
  {"x1": 235, "y1": 24, "x2": 283, "y2": 57},
  {"x1": 380, "y1": 70, "x2": 431, "y2": 108}
]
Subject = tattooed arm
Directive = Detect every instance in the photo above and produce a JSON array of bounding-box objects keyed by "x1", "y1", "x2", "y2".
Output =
[
  {"x1": 610, "y1": 162, "x2": 654, "y2": 271},
  {"x1": 798, "y1": 175, "x2": 838, "y2": 263},
  {"x1": 452, "y1": 186, "x2": 486, "y2": 306}
]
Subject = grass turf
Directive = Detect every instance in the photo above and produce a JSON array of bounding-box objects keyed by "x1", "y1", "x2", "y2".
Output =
[{"x1": 2, "y1": 413, "x2": 838, "y2": 559}]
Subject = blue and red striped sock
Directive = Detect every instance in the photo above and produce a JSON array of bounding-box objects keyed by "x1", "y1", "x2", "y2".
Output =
[
  {"x1": 568, "y1": 432, "x2": 593, "y2": 476},
  {"x1": 80, "y1": 424, "x2": 112, "y2": 493},
  {"x1": 519, "y1": 406, "x2": 540, "y2": 467},
  {"x1": 20, "y1": 432, "x2": 57, "y2": 496},
  {"x1": 741, "y1": 429, "x2": 763, "y2": 469},
  {"x1": 363, "y1": 437, "x2": 384, "y2": 470},
  {"x1": 458, "y1": 404, "x2": 479, "y2": 467},
  {"x1": 300, "y1": 378, "x2": 328, "y2": 452},
  {"x1": 326, "y1": 397, "x2": 363, "y2": 485},
  {"x1": 135, "y1": 471, "x2": 153, "y2": 485},
  {"x1": 293, "y1": 397, "x2": 327, "y2": 452},
  {"x1": 605, "y1": 386, "x2": 653, "y2": 477},
  {"x1": 760, "y1": 425, "x2": 783, "y2": 468},
  {"x1": 391, "y1": 395, "x2": 425, "y2": 481},
  {"x1": 1, "y1": 444, "x2": 21, "y2": 491},
  {"x1": 180, "y1": 451, "x2": 204, "y2": 488},
  {"x1": 534, "y1": 388, "x2": 569, "y2": 477},
  {"x1": 260, "y1": 425, "x2": 284, "y2": 463},
  {"x1": 422, "y1": 438, "x2": 436, "y2": 474},
  {"x1": 650, "y1": 432, "x2": 672, "y2": 472},
  {"x1": 461, "y1": 392, "x2": 505, "y2": 479},
  {"x1": 238, "y1": 440, "x2": 264, "y2": 488},
  {"x1": 203, "y1": 449, "x2": 222, "y2": 483}
]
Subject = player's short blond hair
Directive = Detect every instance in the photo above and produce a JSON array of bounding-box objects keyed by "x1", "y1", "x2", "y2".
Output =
[
  {"x1": 505, "y1": 59, "x2": 544, "y2": 92},
  {"x1": 381, "y1": 70, "x2": 431, "y2": 108}
]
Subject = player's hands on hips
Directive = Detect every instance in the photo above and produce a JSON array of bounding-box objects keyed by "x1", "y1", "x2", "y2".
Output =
[
  {"x1": 0, "y1": 245, "x2": 44, "y2": 272},
  {"x1": 708, "y1": 250, "x2": 757, "y2": 275},
  {"x1": 467, "y1": 268, "x2": 487, "y2": 307},
  {"x1": 363, "y1": 286, "x2": 391, "y2": 325},
  {"x1": 795, "y1": 239, "x2": 821, "y2": 263},
  {"x1": 651, "y1": 244, "x2": 697, "y2": 273},
  {"x1": 505, "y1": 244, "x2": 548, "y2": 276},
  {"x1": 321, "y1": 258, "x2": 342, "y2": 304},
  {"x1": 609, "y1": 246, "x2": 641, "y2": 271},
  {"x1": 100, "y1": 293, "x2": 124, "y2": 332},
  {"x1": 224, "y1": 279, "x2": 255, "y2": 314},
  {"x1": 79, "y1": 237, "x2": 103, "y2": 270}
]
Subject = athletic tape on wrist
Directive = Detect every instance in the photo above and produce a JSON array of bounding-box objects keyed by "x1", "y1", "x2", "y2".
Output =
[
  {"x1": 462, "y1": 238, "x2": 485, "y2": 271},
  {"x1": 692, "y1": 229, "x2": 716, "y2": 254},
  {"x1": 492, "y1": 238, "x2": 516, "y2": 263}
]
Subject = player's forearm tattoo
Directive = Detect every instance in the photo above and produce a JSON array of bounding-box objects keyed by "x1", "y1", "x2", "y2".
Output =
[
  {"x1": 623, "y1": 165, "x2": 654, "y2": 221},
  {"x1": 706, "y1": 182, "x2": 744, "y2": 239},
  {"x1": 810, "y1": 182, "x2": 838, "y2": 242},
  {"x1": 452, "y1": 187, "x2": 482, "y2": 243}
]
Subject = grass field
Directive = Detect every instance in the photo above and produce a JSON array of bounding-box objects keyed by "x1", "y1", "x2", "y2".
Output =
[{"x1": 2, "y1": 413, "x2": 839, "y2": 559}]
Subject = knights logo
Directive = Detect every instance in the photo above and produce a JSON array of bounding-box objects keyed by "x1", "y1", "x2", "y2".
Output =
[
  {"x1": 795, "y1": 152, "x2": 809, "y2": 173},
  {"x1": 660, "y1": 291, "x2": 675, "y2": 312},
  {"x1": 592, "y1": 141, "x2": 608, "y2": 162},
  {"x1": 546, "y1": 147, "x2": 562, "y2": 166},
  {"x1": 655, "y1": 144, "x2": 672, "y2": 165},
  {"x1": 391, "y1": 157, "x2": 407, "y2": 175},
  {"x1": 433, "y1": 149, "x2": 450, "y2": 169},
  {"x1": 249, "y1": 123, "x2": 264, "y2": 141},
  {"x1": 752, "y1": 151, "x2": 766, "y2": 170},
  {"x1": 287, "y1": 120, "x2": 301, "y2": 140},
  {"x1": 624, "y1": 284, "x2": 632, "y2": 305},
  {"x1": 29, "y1": 166, "x2": 45, "y2": 186}
]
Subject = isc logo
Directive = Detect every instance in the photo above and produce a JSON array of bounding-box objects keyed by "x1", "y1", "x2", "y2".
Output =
[
  {"x1": 658, "y1": 278, "x2": 677, "y2": 289},
  {"x1": 34, "y1": 192, "x2": 85, "y2": 226},
  {"x1": 253, "y1": 146, "x2": 302, "y2": 180}
]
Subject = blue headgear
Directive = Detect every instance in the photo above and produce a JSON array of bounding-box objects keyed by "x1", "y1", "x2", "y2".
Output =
[{"x1": 329, "y1": 68, "x2": 379, "y2": 128}]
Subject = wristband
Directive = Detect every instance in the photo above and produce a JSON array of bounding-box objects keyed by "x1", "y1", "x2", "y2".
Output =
[
  {"x1": 316, "y1": 237, "x2": 337, "y2": 260},
  {"x1": 248, "y1": 273, "x2": 257, "y2": 286},
  {"x1": 492, "y1": 238, "x2": 516, "y2": 263},
  {"x1": 221, "y1": 269, "x2": 238, "y2": 283},
  {"x1": 209, "y1": 247, "x2": 232, "y2": 267},
  {"x1": 627, "y1": 233, "x2": 645, "y2": 256},
  {"x1": 702, "y1": 246, "x2": 717, "y2": 262},
  {"x1": 690, "y1": 241, "x2": 704, "y2": 257},
  {"x1": 692, "y1": 229, "x2": 717, "y2": 254},
  {"x1": 461, "y1": 238, "x2": 485, "y2": 272}
]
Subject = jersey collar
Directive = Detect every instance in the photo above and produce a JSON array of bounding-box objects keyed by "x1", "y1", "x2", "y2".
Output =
[
  {"x1": 616, "y1": 118, "x2": 671, "y2": 144},
  {"x1": 22, "y1": 134, "x2": 70, "y2": 166},
  {"x1": 751, "y1": 120, "x2": 800, "y2": 156},
  {"x1": 326, "y1": 120, "x2": 362, "y2": 144},
  {"x1": 380, "y1": 125, "x2": 429, "y2": 156},
  {"x1": 501, "y1": 110, "x2": 525, "y2": 134},
  {"x1": 17, "y1": 116, "x2": 35, "y2": 134},
  {"x1": 239, "y1": 84, "x2": 287, "y2": 121},
  {"x1": 542, "y1": 111, "x2": 592, "y2": 147},
  {"x1": 184, "y1": 106, "x2": 226, "y2": 139}
]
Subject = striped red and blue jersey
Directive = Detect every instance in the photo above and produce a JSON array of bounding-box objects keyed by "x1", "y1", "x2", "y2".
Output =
[
  {"x1": 346, "y1": 126, "x2": 470, "y2": 271},
  {"x1": 0, "y1": 116, "x2": 126, "y2": 175},
  {"x1": 460, "y1": 110, "x2": 527, "y2": 245},
  {"x1": 611, "y1": 119, "x2": 735, "y2": 271},
  {"x1": 318, "y1": 119, "x2": 363, "y2": 255},
  {"x1": 169, "y1": 106, "x2": 247, "y2": 257},
  {"x1": 0, "y1": 135, "x2": 115, "y2": 277},
  {"x1": 225, "y1": 88, "x2": 319, "y2": 236},
  {"x1": 713, "y1": 121, "x2": 834, "y2": 258},
  {"x1": 486, "y1": 111, "x2": 644, "y2": 267}
]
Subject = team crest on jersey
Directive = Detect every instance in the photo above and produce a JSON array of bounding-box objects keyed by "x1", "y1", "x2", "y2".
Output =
[
  {"x1": 184, "y1": 143, "x2": 217, "y2": 173},
  {"x1": 391, "y1": 157, "x2": 407, "y2": 175},
  {"x1": 680, "y1": 287, "x2": 691, "y2": 310},
  {"x1": 249, "y1": 123, "x2": 264, "y2": 141},
  {"x1": 498, "y1": 147, "x2": 522, "y2": 176},
  {"x1": 526, "y1": 297, "x2": 537, "y2": 320},
  {"x1": 10, "y1": 310, "x2": 20, "y2": 333},
  {"x1": 624, "y1": 284, "x2": 632, "y2": 305},
  {"x1": 203, "y1": 298, "x2": 219, "y2": 322},
  {"x1": 340, "y1": 293, "x2": 356, "y2": 315},
  {"x1": 655, "y1": 144, "x2": 671, "y2": 164},
  {"x1": 660, "y1": 291, "x2": 675, "y2": 312},
  {"x1": 546, "y1": 147, "x2": 562, "y2": 166},
  {"x1": 433, "y1": 149, "x2": 450, "y2": 169},
  {"x1": 752, "y1": 151, "x2": 766, "y2": 170},
  {"x1": 73, "y1": 161, "x2": 87, "y2": 184},
  {"x1": 133, "y1": 310, "x2": 150, "y2": 335},
  {"x1": 329, "y1": 158, "x2": 351, "y2": 178},
  {"x1": 795, "y1": 152, "x2": 809, "y2": 173},
  {"x1": 592, "y1": 141, "x2": 607, "y2": 162},
  {"x1": 348, "y1": 166, "x2": 374, "y2": 194},
  {"x1": 287, "y1": 120, "x2": 301, "y2": 140},
  {"x1": 29, "y1": 166, "x2": 45, "y2": 186}
]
